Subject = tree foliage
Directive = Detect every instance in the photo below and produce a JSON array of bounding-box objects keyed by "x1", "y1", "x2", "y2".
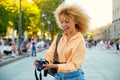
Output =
[
  {"x1": 34, "y1": 0, "x2": 64, "y2": 39},
  {"x1": 0, "y1": 0, "x2": 64, "y2": 39},
  {"x1": 0, "y1": 0, "x2": 19, "y2": 36}
]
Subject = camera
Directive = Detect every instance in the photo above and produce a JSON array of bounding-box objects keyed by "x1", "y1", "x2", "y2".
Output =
[
  {"x1": 36, "y1": 58, "x2": 49, "y2": 71},
  {"x1": 36, "y1": 58, "x2": 49, "y2": 77}
]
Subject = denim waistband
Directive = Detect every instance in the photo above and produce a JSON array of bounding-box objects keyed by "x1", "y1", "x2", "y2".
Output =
[{"x1": 56, "y1": 69, "x2": 84, "y2": 78}]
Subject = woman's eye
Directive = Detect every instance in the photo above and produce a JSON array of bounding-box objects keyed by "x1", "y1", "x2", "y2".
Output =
[
  {"x1": 60, "y1": 20, "x2": 69, "y2": 24},
  {"x1": 60, "y1": 21, "x2": 63, "y2": 23},
  {"x1": 65, "y1": 20, "x2": 70, "y2": 23},
  {"x1": 65, "y1": 21, "x2": 69, "y2": 23}
]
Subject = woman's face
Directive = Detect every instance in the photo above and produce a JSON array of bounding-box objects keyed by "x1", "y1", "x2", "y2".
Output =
[{"x1": 60, "y1": 15, "x2": 76, "y2": 34}]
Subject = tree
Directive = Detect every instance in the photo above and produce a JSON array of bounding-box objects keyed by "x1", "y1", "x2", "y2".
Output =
[
  {"x1": 21, "y1": 0, "x2": 40, "y2": 37},
  {"x1": 0, "y1": 0, "x2": 40, "y2": 37},
  {"x1": 0, "y1": 5, "x2": 9, "y2": 36},
  {"x1": 33, "y1": 0, "x2": 64, "y2": 40},
  {"x1": 0, "y1": 0, "x2": 64, "y2": 39},
  {"x1": 0, "y1": 0, "x2": 19, "y2": 36}
]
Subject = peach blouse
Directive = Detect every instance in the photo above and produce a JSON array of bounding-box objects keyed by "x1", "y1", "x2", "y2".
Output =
[{"x1": 45, "y1": 32, "x2": 86, "y2": 72}]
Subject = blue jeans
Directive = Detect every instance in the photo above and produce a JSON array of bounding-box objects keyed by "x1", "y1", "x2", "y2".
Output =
[
  {"x1": 32, "y1": 51, "x2": 36, "y2": 56},
  {"x1": 54, "y1": 69, "x2": 85, "y2": 80}
]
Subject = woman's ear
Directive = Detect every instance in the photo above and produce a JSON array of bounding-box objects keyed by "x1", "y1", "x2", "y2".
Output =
[{"x1": 75, "y1": 24, "x2": 80, "y2": 30}]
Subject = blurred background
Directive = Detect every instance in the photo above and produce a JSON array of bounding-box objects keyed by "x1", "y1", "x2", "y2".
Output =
[{"x1": 0, "y1": 0, "x2": 120, "y2": 80}]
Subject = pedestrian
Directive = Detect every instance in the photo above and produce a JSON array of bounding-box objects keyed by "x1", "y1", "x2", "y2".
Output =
[
  {"x1": 31, "y1": 42, "x2": 36, "y2": 57},
  {"x1": 3, "y1": 43, "x2": 12, "y2": 56},
  {"x1": 11, "y1": 43, "x2": 18, "y2": 57},
  {"x1": 36, "y1": 39, "x2": 45, "y2": 52},
  {"x1": 93, "y1": 40, "x2": 97, "y2": 47},
  {"x1": 105, "y1": 40, "x2": 110, "y2": 49},
  {"x1": 20, "y1": 41, "x2": 30, "y2": 56},
  {"x1": 115, "y1": 38, "x2": 120, "y2": 53},
  {"x1": 99, "y1": 39, "x2": 104, "y2": 49},
  {"x1": 34, "y1": 2, "x2": 89, "y2": 80}
]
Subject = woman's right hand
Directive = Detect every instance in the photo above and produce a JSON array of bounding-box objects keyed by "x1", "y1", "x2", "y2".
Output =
[{"x1": 34, "y1": 59, "x2": 39, "y2": 68}]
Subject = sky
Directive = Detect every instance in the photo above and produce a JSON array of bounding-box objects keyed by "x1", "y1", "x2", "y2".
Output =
[{"x1": 65, "y1": 0, "x2": 112, "y2": 29}]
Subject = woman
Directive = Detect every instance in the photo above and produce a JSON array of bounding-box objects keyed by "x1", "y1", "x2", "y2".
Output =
[{"x1": 34, "y1": 2, "x2": 89, "y2": 80}]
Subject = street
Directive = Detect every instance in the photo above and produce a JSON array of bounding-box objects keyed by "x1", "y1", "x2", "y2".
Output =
[
  {"x1": 0, "y1": 46, "x2": 120, "y2": 80},
  {"x1": 83, "y1": 46, "x2": 120, "y2": 80},
  {"x1": 0, "y1": 50, "x2": 54, "y2": 80}
]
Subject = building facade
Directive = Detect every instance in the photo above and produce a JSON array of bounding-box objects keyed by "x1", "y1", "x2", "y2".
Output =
[
  {"x1": 92, "y1": 24, "x2": 111, "y2": 40},
  {"x1": 112, "y1": 0, "x2": 120, "y2": 39},
  {"x1": 91, "y1": 0, "x2": 120, "y2": 41}
]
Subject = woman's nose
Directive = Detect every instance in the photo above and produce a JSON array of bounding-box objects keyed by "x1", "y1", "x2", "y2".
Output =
[{"x1": 62, "y1": 22, "x2": 66, "y2": 27}]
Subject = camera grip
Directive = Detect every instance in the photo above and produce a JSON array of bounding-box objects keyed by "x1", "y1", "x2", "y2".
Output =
[{"x1": 44, "y1": 70, "x2": 48, "y2": 77}]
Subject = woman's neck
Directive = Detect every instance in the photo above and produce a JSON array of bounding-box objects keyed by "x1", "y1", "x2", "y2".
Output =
[{"x1": 66, "y1": 30, "x2": 78, "y2": 41}]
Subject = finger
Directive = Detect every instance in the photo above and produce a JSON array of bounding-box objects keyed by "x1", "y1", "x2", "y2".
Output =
[
  {"x1": 43, "y1": 66, "x2": 49, "y2": 70},
  {"x1": 34, "y1": 62, "x2": 39, "y2": 67},
  {"x1": 43, "y1": 64, "x2": 47, "y2": 66},
  {"x1": 34, "y1": 62, "x2": 39, "y2": 65}
]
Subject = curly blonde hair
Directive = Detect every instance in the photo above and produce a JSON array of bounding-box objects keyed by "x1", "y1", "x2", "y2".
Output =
[{"x1": 54, "y1": 3, "x2": 89, "y2": 35}]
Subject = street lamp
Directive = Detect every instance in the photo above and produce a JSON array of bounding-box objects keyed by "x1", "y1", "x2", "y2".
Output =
[
  {"x1": 42, "y1": 13, "x2": 46, "y2": 41},
  {"x1": 18, "y1": 0, "x2": 22, "y2": 55}
]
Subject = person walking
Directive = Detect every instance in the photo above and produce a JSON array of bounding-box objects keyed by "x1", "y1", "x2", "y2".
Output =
[
  {"x1": 34, "y1": 2, "x2": 89, "y2": 80},
  {"x1": 31, "y1": 42, "x2": 36, "y2": 57},
  {"x1": 115, "y1": 38, "x2": 120, "y2": 53}
]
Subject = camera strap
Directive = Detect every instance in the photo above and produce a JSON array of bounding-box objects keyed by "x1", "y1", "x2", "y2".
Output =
[
  {"x1": 53, "y1": 34, "x2": 62, "y2": 62},
  {"x1": 35, "y1": 69, "x2": 42, "y2": 80},
  {"x1": 34, "y1": 34, "x2": 62, "y2": 80}
]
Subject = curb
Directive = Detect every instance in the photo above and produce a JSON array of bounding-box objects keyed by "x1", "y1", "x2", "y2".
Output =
[
  {"x1": 0, "y1": 55, "x2": 27, "y2": 67},
  {"x1": 0, "y1": 51, "x2": 44, "y2": 67}
]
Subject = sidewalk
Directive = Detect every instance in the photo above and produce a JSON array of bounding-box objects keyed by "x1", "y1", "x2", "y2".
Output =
[
  {"x1": 0, "y1": 54, "x2": 27, "y2": 67},
  {"x1": 96, "y1": 44, "x2": 117, "y2": 53},
  {"x1": 0, "y1": 50, "x2": 44, "y2": 67},
  {"x1": 83, "y1": 46, "x2": 120, "y2": 80}
]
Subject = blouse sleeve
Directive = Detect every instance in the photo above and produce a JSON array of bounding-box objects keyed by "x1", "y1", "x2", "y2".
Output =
[{"x1": 44, "y1": 38, "x2": 57, "y2": 63}]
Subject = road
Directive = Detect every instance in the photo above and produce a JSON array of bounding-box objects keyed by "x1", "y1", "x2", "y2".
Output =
[
  {"x1": 0, "y1": 46, "x2": 120, "y2": 80},
  {"x1": 83, "y1": 46, "x2": 120, "y2": 80},
  {"x1": 0, "y1": 50, "x2": 54, "y2": 80}
]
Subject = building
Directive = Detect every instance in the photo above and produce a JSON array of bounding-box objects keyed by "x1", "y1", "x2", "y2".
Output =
[
  {"x1": 91, "y1": 0, "x2": 120, "y2": 41},
  {"x1": 92, "y1": 24, "x2": 111, "y2": 40},
  {"x1": 112, "y1": 0, "x2": 120, "y2": 39}
]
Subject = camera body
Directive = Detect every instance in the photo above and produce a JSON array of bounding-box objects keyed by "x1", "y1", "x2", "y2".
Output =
[{"x1": 36, "y1": 58, "x2": 49, "y2": 71}]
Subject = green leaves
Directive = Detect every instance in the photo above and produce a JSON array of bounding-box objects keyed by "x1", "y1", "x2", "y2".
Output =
[{"x1": 0, "y1": 0, "x2": 64, "y2": 38}]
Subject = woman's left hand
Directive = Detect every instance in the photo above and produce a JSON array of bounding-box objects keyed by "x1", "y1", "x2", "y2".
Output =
[{"x1": 43, "y1": 64, "x2": 58, "y2": 70}]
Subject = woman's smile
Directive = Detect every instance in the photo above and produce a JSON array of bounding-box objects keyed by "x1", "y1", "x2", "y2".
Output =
[{"x1": 63, "y1": 26, "x2": 69, "y2": 32}]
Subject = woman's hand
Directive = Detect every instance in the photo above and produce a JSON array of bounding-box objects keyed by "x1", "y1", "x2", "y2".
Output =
[
  {"x1": 43, "y1": 64, "x2": 58, "y2": 70},
  {"x1": 34, "y1": 59, "x2": 39, "y2": 68}
]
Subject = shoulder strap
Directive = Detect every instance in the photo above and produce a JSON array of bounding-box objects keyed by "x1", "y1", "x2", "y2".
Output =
[{"x1": 53, "y1": 34, "x2": 62, "y2": 62}]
